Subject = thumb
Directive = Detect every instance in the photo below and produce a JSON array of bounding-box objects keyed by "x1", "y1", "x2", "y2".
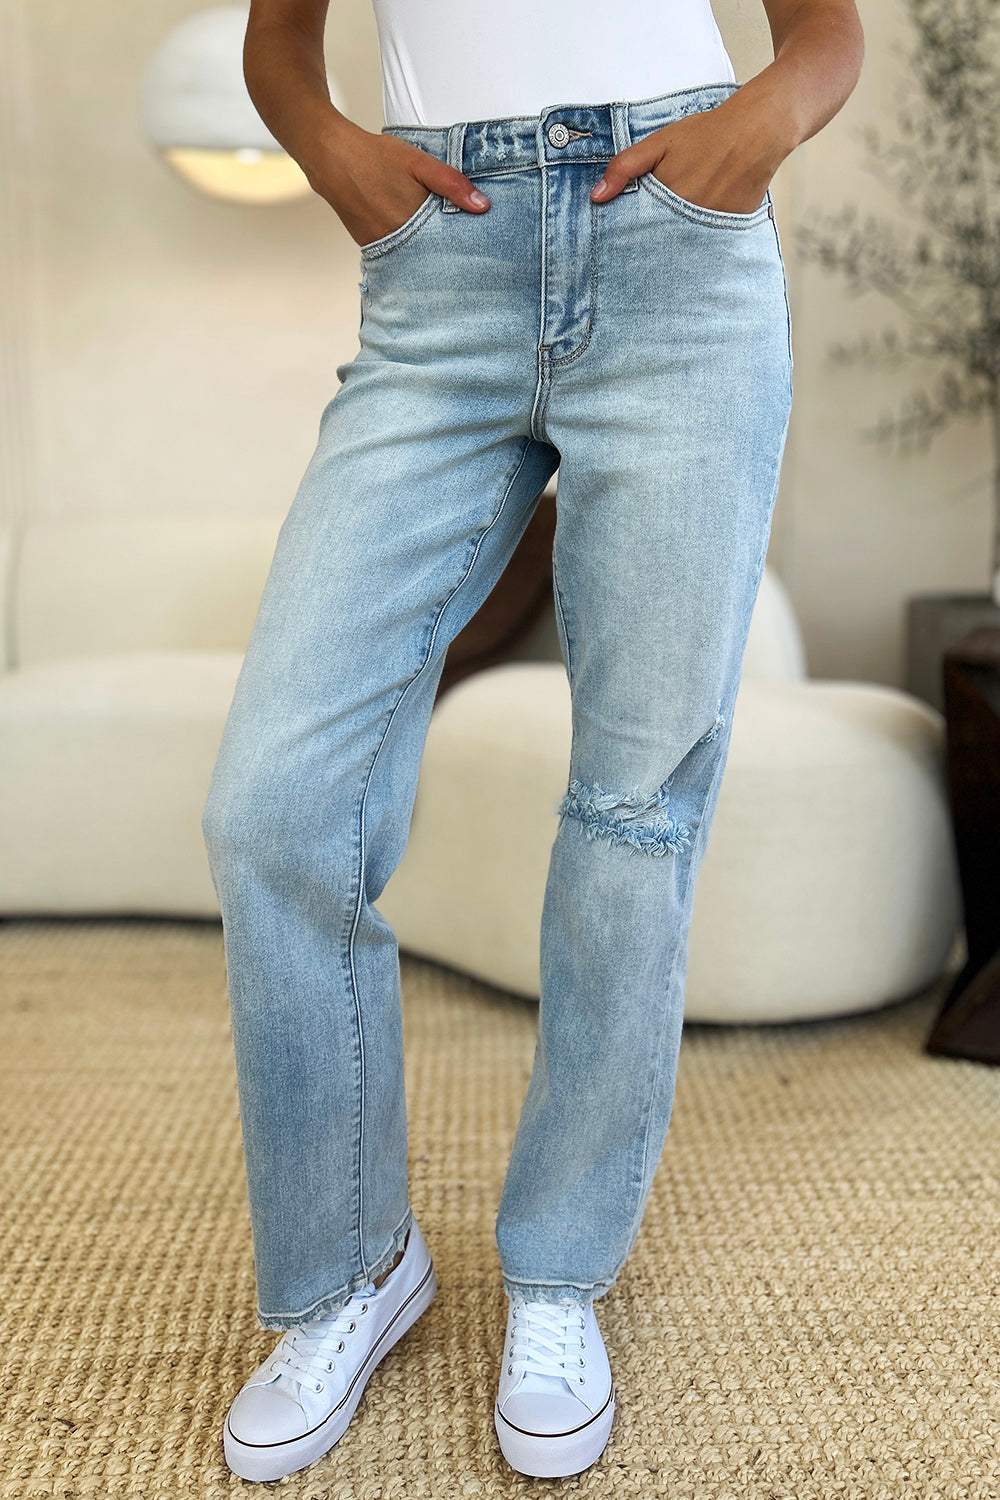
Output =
[
  {"x1": 416, "y1": 159, "x2": 491, "y2": 213},
  {"x1": 590, "y1": 145, "x2": 652, "y2": 202}
]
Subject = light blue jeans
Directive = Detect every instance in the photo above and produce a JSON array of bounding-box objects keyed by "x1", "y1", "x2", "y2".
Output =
[{"x1": 202, "y1": 80, "x2": 793, "y2": 1331}]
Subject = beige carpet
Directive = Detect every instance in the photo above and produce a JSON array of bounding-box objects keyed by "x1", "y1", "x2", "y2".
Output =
[{"x1": 1, "y1": 920, "x2": 999, "y2": 1500}]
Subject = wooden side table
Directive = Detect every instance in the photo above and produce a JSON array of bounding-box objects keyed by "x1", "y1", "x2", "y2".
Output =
[
  {"x1": 925, "y1": 625, "x2": 1000, "y2": 1063},
  {"x1": 436, "y1": 482, "x2": 557, "y2": 699}
]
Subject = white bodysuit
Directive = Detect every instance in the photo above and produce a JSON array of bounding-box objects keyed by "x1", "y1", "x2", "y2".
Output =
[{"x1": 369, "y1": 0, "x2": 738, "y2": 128}]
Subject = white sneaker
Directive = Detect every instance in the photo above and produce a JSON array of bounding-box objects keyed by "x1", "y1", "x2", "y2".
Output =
[
  {"x1": 224, "y1": 1219, "x2": 436, "y2": 1482},
  {"x1": 494, "y1": 1294, "x2": 616, "y2": 1478}
]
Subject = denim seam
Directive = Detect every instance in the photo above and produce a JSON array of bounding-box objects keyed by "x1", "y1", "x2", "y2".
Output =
[
  {"x1": 551, "y1": 551, "x2": 574, "y2": 685},
  {"x1": 440, "y1": 123, "x2": 468, "y2": 210},
  {"x1": 530, "y1": 359, "x2": 551, "y2": 443},
  {"x1": 430, "y1": 154, "x2": 699, "y2": 177},
  {"x1": 502, "y1": 1274, "x2": 607, "y2": 1300},
  {"x1": 638, "y1": 172, "x2": 770, "y2": 231},
  {"x1": 611, "y1": 745, "x2": 727, "y2": 1287},
  {"x1": 347, "y1": 756, "x2": 374, "y2": 1277},
  {"x1": 611, "y1": 99, "x2": 633, "y2": 156},
  {"x1": 469, "y1": 166, "x2": 539, "y2": 183},
  {"x1": 769, "y1": 212, "x2": 795, "y2": 379},
  {"x1": 359, "y1": 192, "x2": 442, "y2": 261},
  {"x1": 345, "y1": 438, "x2": 535, "y2": 1279},
  {"x1": 530, "y1": 160, "x2": 552, "y2": 442},
  {"x1": 749, "y1": 413, "x2": 791, "y2": 588},
  {"x1": 256, "y1": 1205, "x2": 413, "y2": 1331},
  {"x1": 547, "y1": 188, "x2": 600, "y2": 368}
]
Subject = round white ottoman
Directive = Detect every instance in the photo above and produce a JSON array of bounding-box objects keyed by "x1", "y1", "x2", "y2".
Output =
[{"x1": 378, "y1": 663, "x2": 960, "y2": 1023}]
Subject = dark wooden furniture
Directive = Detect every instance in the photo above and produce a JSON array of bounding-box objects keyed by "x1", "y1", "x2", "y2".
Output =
[
  {"x1": 925, "y1": 625, "x2": 1000, "y2": 1063},
  {"x1": 436, "y1": 481, "x2": 557, "y2": 699}
]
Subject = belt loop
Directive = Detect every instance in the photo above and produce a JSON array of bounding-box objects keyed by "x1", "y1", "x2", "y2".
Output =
[
  {"x1": 441, "y1": 123, "x2": 467, "y2": 212},
  {"x1": 611, "y1": 101, "x2": 638, "y2": 191},
  {"x1": 611, "y1": 102, "x2": 632, "y2": 155}
]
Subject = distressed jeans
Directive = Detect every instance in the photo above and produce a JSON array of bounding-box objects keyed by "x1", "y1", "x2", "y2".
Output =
[{"x1": 201, "y1": 80, "x2": 793, "y2": 1331}]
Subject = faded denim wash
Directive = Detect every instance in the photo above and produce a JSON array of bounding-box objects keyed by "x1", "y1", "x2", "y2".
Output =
[{"x1": 201, "y1": 80, "x2": 793, "y2": 1330}]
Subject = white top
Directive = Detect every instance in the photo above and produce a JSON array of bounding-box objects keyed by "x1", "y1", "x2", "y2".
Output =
[{"x1": 370, "y1": 0, "x2": 737, "y2": 128}]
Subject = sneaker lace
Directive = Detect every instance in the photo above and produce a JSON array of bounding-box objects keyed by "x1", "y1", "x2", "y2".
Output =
[
  {"x1": 266, "y1": 1283, "x2": 377, "y2": 1395},
  {"x1": 508, "y1": 1298, "x2": 588, "y2": 1384}
]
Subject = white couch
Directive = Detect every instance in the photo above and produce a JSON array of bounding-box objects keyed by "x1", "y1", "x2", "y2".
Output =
[
  {"x1": 0, "y1": 512, "x2": 960, "y2": 1022},
  {"x1": 0, "y1": 514, "x2": 278, "y2": 915}
]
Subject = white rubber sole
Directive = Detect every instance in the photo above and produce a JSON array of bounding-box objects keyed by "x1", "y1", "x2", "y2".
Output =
[
  {"x1": 224, "y1": 1258, "x2": 437, "y2": 1482},
  {"x1": 494, "y1": 1384, "x2": 616, "y2": 1478}
]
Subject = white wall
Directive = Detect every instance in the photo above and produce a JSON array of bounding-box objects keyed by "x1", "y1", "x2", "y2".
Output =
[
  {"x1": 0, "y1": 0, "x2": 992, "y2": 685},
  {"x1": 768, "y1": 0, "x2": 993, "y2": 682},
  {"x1": 1, "y1": 0, "x2": 384, "y2": 528}
]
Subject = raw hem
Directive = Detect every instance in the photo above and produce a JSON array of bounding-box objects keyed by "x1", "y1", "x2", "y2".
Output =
[
  {"x1": 502, "y1": 1274, "x2": 611, "y2": 1306},
  {"x1": 255, "y1": 1205, "x2": 414, "y2": 1331}
]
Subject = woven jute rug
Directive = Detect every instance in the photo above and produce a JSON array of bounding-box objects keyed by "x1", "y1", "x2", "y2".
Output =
[{"x1": 1, "y1": 919, "x2": 999, "y2": 1500}]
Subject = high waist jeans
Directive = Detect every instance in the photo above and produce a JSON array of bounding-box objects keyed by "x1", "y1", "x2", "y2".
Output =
[{"x1": 201, "y1": 80, "x2": 793, "y2": 1331}]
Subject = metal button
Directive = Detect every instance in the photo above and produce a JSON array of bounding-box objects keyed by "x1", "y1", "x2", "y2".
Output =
[{"x1": 547, "y1": 122, "x2": 570, "y2": 149}]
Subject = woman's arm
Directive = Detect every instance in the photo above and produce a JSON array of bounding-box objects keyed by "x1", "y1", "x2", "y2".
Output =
[
  {"x1": 591, "y1": 0, "x2": 865, "y2": 212},
  {"x1": 243, "y1": 0, "x2": 491, "y2": 245}
]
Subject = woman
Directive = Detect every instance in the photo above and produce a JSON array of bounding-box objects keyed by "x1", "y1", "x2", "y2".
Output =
[{"x1": 202, "y1": 0, "x2": 864, "y2": 1481}]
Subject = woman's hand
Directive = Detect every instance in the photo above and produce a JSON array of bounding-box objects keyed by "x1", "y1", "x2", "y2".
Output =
[
  {"x1": 590, "y1": 0, "x2": 865, "y2": 214},
  {"x1": 305, "y1": 119, "x2": 491, "y2": 248},
  {"x1": 590, "y1": 88, "x2": 792, "y2": 215},
  {"x1": 241, "y1": 1, "x2": 490, "y2": 249}
]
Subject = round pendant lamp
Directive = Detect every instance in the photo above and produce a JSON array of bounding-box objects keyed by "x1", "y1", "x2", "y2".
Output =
[{"x1": 141, "y1": 5, "x2": 346, "y2": 204}]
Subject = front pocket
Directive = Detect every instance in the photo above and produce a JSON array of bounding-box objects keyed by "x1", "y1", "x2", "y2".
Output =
[
  {"x1": 638, "y1": 172, "x2": 771, "y2": 230},
  {"x1": 358, "y1": 191, "x2": 441, "y2": 261}
]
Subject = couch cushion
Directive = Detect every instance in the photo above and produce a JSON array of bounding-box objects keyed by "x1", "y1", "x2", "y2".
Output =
[
  {"x1": 0, "y1": 650, "x2": 243, "y2": 915},
  {"x1": 0, "y1": 648, "x2": 244, "y2": 718},
  {"x1": 13, "y1": 515, "x2": 284, "y2": 666}
]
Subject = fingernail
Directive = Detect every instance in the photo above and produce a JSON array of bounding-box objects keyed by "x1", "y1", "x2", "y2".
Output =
[
  {"x1": 592, "y1": 178, "x2": 609, "y2": 199},
  {"x1": 469, "y1": 189, "x2": 489, "y2": 208}
]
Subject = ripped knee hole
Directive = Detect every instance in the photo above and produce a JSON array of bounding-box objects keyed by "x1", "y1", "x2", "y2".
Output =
[{"x1": 557, "y1": 712, "x2": 726, "y2": 857}]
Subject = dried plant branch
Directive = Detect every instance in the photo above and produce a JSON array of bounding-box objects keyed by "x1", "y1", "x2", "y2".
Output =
[{"x1": 793, "y1": 0, "x2": 1000, "y2": 594}]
